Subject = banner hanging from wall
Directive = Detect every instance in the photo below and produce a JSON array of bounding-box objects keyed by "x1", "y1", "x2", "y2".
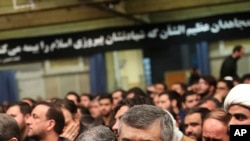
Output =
[{"x1": 0, "y1": 11, "x2": 250, "y2": 64}]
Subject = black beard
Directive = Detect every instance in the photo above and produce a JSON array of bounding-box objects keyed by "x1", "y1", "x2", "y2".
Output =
[
  {"x1": 103, "y1": 112, "x2": 111, "y2": 117},
  {"x1": 197, "y1": 137, "x2": 203, "y2": 141},
  {"x1": 27, "y1": 132, "x2": 46, "y2": 141},
  {"x1": 201, "y1": 90, "x2": 209, "y2": 96},
  {"x1": 27, "y1": 135, "x2": 40, "y2": 141}
]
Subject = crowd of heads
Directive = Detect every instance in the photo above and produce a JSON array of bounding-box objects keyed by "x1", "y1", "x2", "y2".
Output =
[
  {"x1": 1, "y1": 46, "x2": 250, "y2": 141},
  {"x1": 1, "y1": 73, "x2": 250, "y2": 141}
]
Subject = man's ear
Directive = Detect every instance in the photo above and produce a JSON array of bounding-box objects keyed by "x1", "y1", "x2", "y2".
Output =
[
  {"x1": 171, "y1": 99, "x2": 177, "y2": 107},
  {"x1": 47, "y1": 120, "x2": 56, "y2": 131},
  {"x1": 8, "y1": 137, "x2": 18, "y2": 141}
]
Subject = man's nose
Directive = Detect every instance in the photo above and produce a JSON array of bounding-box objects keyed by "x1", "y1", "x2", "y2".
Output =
[
  {"x1": 26, "y1": 116, "x2": 32, "y2": 125},
  {"x1": 228, "y1": 117, "x2": 237, "y2": 126},
  {"x1": 186, "y1": 126, "x2": 192, "y2": 133},
  {"x1": 112, "y1": 120, "x2": 119, "y2": 131}
]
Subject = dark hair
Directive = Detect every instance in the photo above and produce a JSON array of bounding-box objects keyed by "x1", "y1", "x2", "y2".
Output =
[
  {"x1": 66, "y1": 91, "x2": 80, "y2": 103},
  {"x1": 241, "y1": 73, "x2": 250, "y2": 83},
  {"x1": 50, "y1": 97, "x2": 61, "y2": 103},
  {"x1": 173, "y1": 82, "x2": 187, "y2": 92},
  {"x1": 218, "y1": 79, "x2": 234, "y2": 90},
  {"x1": 233, "y1": 76, "x2": 241, "y2": 84},
  {"x1": 189, "y1": 68, "x2": 200, "y2": 85},
  {"x1": 98, "y1": 94, "x2": 113, "y2": 104},
  {"x1": 159, "y1": 92, "x2": 171, "y2": 99},
  {"x1": 7, "y1": 102, "x2": 32, "y2": 115},
  {"x1": 186, "y1": 107, "x2": 211, "y2": 123},
  {"x1": 0, "y1": 134, "x2": 7, "y2": 141},
  {"x1": 233, "y1": 45, "x2": 243, "y2": 53},
  {"x1": 159, "y1": 90, "x2": 176, "y2": 100},
  {"x1": 182, "y1": 91, "x2": 197, "y2": 102},
  {"x1": 53, "y1": 99, "x2": 78, "y2": 115},
  {"x1": 168, "y1": 90, "x2": 182, "y2": 110},
  {"x1": 126, "y1": 87, "x2": 147, "y2": 98},
  {"x1": 77, "y1": 105, "x2": 90, "y2": 115},
  {"x1": 110, "y1": 97, "x2": 153, "y2": 129},
  {"x1": 197, "y1": 97, "x2": 222, "y2": 108},
  {"x1": 80, "y1": 114, "x2": 94, "y2": 126},
  {"x1": 159, "y1": 90, "x2": 182, "y2": 110},
  {"x1": 155, "y1": 82, "x2": 168, "y2": 90},
  {"x1": 113, "y1": 97, "x2": 153, "y2": 115},
  {"x1": 35, "y1": 102, "x2": 65, "y2": 135},
  {"x1": 112, "y1": 89, "x2": 127, "y2": 99},
  {"x1": 80, "y1": 94, "x2": 93, "y2": 101},
  {"x1": 21, "y1": 97, "x2": 36, "y2": 108},
  {"x1": 200, "y1": 75, "x2": 217, "y2": 88}
]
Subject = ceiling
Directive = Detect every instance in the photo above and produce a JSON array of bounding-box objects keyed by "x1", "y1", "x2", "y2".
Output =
[{"x1": 1, "y1": 0, "x2": 250, "y2": 40}]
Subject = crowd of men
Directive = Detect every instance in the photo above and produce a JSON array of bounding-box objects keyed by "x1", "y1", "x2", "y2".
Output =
[
  {"x1": 1, "y1": 76, "x2": 250, "y2": 141},
  {"x1": 0, "y1": 46, "x2": 250, "y2": 141}
]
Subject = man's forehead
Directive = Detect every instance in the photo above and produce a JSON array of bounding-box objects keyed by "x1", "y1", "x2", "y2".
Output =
[
  {"x1": 8, "y1": 105, "x2": 20, "y2": 111},
  {"x1": 229, "y1": 104, "x2": 250, "y2": 112},
  {"x1": 187, "y1": 94, "x2": 197, "y2": 99},
  {"x1": 113, "y1": 91, "x2": 122, "y2": 95},
  {"x1": 172, "y1": 83, "x2": 180, "y2": 87},
  {"x1": 67, "y1": 94, "x2": 77, "y2": 99},
  {"x1": 115, "y1": 106, "x2": 129, "y2": 118},
  {"x1": 33, "y1": 104, "x2": 49, "y2": 112},
  {"x1": 99, "y1": 99, "x2": 111, "y2": 103},
  {"x1": 186, "y1": 113, "x2": 202, "y2": 119},
  {"x1": 119, "y1": 122, "x2": 162, "y2": 141},
  {"x1": 6, "y1": 106, "x2": 21, "y2": 115}
]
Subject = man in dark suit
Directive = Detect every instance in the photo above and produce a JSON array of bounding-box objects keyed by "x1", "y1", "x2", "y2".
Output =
[{"x1": 220, "y1": 45, "x2": 245, "y2": 79}]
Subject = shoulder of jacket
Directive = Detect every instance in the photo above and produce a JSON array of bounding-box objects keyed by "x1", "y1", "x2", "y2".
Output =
[{"x1": 181, "y1": 135, "x2": 196, "y2": 141}]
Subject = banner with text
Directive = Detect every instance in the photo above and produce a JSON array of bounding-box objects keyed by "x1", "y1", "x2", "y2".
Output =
[{"x1": 1, "y1": 12, "x2": 250, "y2": 64}]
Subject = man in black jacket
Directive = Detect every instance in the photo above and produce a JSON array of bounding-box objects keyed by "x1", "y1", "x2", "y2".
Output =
[
  {"x1": 26, "y1": 102, "x2": 69, "y2": 141},
  {"x1": 6, "y1": 102, "x2": 32, "y2": 141},
  {"x1": 220, "y1": 45, "x2": 245, "y2": 79}
]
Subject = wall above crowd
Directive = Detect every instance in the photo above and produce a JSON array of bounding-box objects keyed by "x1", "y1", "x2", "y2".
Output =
[{"x1": 0, "y1": 11, "x2": 250, "y2": 64}]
